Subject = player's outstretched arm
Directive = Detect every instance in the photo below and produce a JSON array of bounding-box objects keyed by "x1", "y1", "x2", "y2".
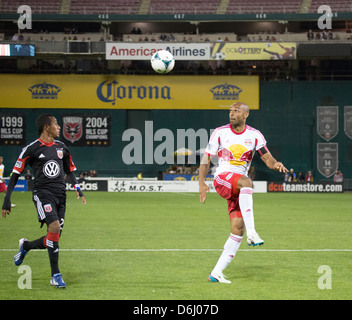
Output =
[
  {"x1": 66, "y1": 172, "x2": 86, "y2": 205},
  {"x1": 260, "y1": 152, "x2": 288, "y2": 173},
  {"x1": 199, "y1": 154, "x2": 211, "y2": 203},
  {"x1": 1, "y1": 172, "x2": 20, "y2": 218}
]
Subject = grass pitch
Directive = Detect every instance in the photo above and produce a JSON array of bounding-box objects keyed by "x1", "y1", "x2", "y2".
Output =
[{"x1": 0, "y1": 191, "x2": 351, "y2": 301}]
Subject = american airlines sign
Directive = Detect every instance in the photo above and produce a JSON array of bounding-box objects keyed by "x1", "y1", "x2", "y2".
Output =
[{"x1": 106, "y1": 43, "x2": 210, "y2": 60}]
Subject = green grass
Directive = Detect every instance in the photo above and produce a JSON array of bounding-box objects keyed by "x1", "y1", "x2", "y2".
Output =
[{"x1": 1, "y1": 191, "x2": 352, "y2": 300}]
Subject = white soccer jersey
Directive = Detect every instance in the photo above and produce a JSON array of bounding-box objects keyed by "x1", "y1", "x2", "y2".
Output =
[
  {"x1": 0, "y1": 164, "x2": 4, "y2": 183},
  {"x1": 205, "y1": 124, "x2": 267, "y2": 177}
]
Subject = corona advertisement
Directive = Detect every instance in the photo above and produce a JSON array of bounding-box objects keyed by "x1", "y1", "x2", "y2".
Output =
[{"x1": 0, "y1": 74, "x2": 259, "y2": 110}]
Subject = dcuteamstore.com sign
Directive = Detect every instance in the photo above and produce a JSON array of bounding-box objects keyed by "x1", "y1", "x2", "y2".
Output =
[{"x1": 267, "y1": 182, "x2": 343, "y2": 193}]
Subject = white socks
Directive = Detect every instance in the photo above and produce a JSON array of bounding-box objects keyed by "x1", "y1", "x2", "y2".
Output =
[
  {"x1": 239, "y1": 187, "x2": 256, "y2": 237},
  {"x1": 212, "y1": 234, "x2": 243, "y2": 275},
  {"x1": 211, "y1": 187, "x2": 256, "y2": 275}
]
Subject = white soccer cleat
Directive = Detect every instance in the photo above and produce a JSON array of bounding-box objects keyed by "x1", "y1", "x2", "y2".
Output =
[
  {"x1": 208, "y1": 272, "x2": 231, "y2": 284},
  {"x1": 247, "y1": 232, "x2": 264, "y2": 246}
]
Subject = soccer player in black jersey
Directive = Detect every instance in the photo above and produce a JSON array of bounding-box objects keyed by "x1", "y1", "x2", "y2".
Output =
[{"x1": 2, "y1": 114, "x2": 86, "y2": 288}]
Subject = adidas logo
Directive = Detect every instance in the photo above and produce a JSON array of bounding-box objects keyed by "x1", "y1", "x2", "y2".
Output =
[{"x1": 39, "y1": 154, "x2": 45, "y2": 158}]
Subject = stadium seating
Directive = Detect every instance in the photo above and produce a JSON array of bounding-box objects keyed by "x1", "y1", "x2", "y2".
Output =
[
  {"x1": 69, "y1": 0, "x2": 140, "y2": 14},
  {"x1": 1, "y1": 0, "x2": 61, "y2": 13},
  {"x1": 226, "y1": 0, "x2": 301, "y2": 14},
  {"x1": 148, "y1": 0, "x2": 220, "y2": 14},
  {"x1": 2, "y1": 0, "x2": 352, "y2": 15},
  {"x1": 309, "y1": 0, "x2": 352, "y2": 13}
]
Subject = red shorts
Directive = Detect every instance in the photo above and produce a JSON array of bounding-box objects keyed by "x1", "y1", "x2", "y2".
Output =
[
  {"x1": 214, "y1": 172, "x2": 243, "y2": 219},
  {"x1": 0, "y1": 183, "x2": 7, "y2": 193}
]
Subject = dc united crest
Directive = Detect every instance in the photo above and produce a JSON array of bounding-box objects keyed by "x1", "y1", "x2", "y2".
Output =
[{"x1": 63, "y1": 116, "x2": 83, "y2": 143}]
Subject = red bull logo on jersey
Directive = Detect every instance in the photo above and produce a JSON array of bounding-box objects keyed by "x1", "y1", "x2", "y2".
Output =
[{"x1": 219, "y1": 144, "x2": 253, "y2": 166}]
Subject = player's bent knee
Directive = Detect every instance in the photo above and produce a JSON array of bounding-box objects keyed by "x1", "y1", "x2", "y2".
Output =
[
  {"x1": 230, "y1": 218, "x2": 245, "y2": 236},
  {"x1": 47, "y1": 220, "x2": 61, "y2": 234},
  {"x1": 237, "y1": 176, "x2": 253, "y2": 189}
]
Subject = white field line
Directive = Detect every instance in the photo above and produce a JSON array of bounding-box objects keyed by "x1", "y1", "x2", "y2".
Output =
[{"x1": 0, "y1": 248, "x2": 351, "y2": 252}]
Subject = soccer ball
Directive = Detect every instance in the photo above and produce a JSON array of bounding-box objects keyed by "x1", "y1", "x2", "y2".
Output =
[
  {"x1": 151, "y1": 50, "x2": 175, "y2": 74},
  {"x1": 212, "y1": 51, "x2": 226, "y2": 60}
]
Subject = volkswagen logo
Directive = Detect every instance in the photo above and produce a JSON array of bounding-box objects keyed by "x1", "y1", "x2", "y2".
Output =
[{"x1": 43, "y1": 160, "x2": 60, "y2": 178}]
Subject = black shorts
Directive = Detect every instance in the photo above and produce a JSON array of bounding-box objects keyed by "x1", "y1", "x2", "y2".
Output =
[{"x1": 32, "y1": 191, "x2": 66, "y2": 230}]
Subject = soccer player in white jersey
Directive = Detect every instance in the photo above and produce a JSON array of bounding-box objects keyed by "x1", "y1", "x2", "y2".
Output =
[
  {"x1": 199, "y1": 102, "x2": 288, "y2": 283},
  {"x1": 0, "y1": 156, "x2": 15, "y2": 208},
  {"x1": 0, "y1": 156, "x2": 6, "y2": 194}
]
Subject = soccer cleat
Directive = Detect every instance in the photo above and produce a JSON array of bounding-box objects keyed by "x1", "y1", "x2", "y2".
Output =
[
  {"x1": 50, "y1": 273, "x2": 66, "y2": 288},
  {"x1": 14, "y1": 238, "x2": 28, "y2": 266},
  {"x1": 247, "y1": 232, "x2": 264, "y2": 246},
  {"x1": 208, "y1": 272, "x2": 231, "y2": 284}
]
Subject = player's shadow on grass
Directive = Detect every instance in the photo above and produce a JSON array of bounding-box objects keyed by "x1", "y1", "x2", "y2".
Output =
[{"x1": 229, "y1": 264, "x2": 274, "y2": 280}]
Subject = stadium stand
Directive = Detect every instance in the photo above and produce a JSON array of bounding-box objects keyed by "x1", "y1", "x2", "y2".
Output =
[
  {"x1": 309, "y1": 0, "x2": 352, "y2": 13},
  {"x1": 70, "y1": 0, "x2": 140, "y2": 14},
  {"x1": 1, "y1": 0, "x2": 352, "y2": 15},
  {"x1": 148, "y1": 0, "x2": 219, "y2": 14},
  {"x1": 226, "y1": 0, "x2": 301, "y2": 14},
  {"x1": 1, "y1": 0, "x2": 61, "y2": 14},
  {"x1": 122, "y1": 32, "x2": 237, "y2": 42}
]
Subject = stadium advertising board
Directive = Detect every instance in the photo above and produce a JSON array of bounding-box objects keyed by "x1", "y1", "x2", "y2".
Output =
[
  {"x1": 4, "y1": 179, "x2": 27, "y2": 192},
  {"x1": 267, "y1": 182, "x2": 343, "y2": 193},
  {"x1": 0, "y1": 74, "x2": 259, "y2": 110},
  {"x1": 107, "y1": 180, "x2": 205, "y2": 192},
  {"x1": 107, "y1": 180, "x2": 267, "y2": 193},
  {"x1": 66, "y1": 180, "x2": 108, "y2": 192},
  {"x1": 163, "y1": 174, "x2": 214, "y2": 181},
  {"x1": 0, "y1": 44, "x2": 35, "y2": 57},
  {"x1": 210, "y1": 42, "x2": 297, "y2": 60},
  {"x1": 27, "y1": 180, "x2": 108, "y2": 191},
  {"x1": 106, "y1": 43, "x2": 210, "y2": 60}
]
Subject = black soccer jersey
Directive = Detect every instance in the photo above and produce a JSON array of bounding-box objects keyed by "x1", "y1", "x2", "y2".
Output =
[{"x1": 13, "y1": 138, "x2": 76, "y2": 195}]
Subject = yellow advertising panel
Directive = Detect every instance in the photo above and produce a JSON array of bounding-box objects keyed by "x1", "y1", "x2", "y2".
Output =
[
  {"x1": 0, "y1": 74, "x2": 259, "y2": 110},
  {"x1": 210, "y1": 42, "x2": 297, "y2": 60}
]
